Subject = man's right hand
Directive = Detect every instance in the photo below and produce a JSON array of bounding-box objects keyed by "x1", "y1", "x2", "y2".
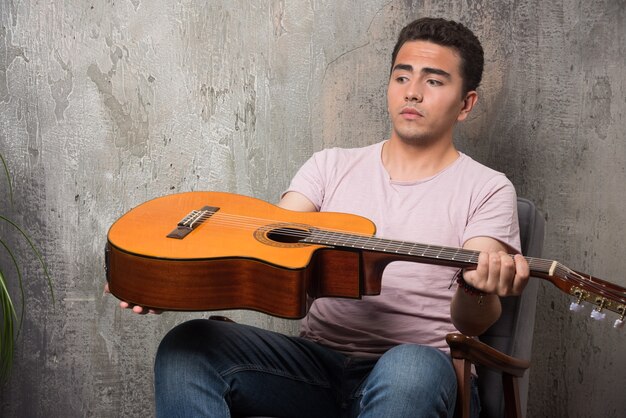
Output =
[{"x1": 104, "y1": 283, "x2": 163, "y2": 315}]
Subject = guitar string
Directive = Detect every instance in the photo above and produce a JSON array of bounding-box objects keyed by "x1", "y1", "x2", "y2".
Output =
[
  {"x1": 194, "y1": 211, "x2": 555, "y2": 262},
  {"x1": 564, "y1": 269, "x2": 626, "y2": 301},
  {"x1": 184, "y1": 210, "x2": 626, "y2": 302},
  {"x1": 193, "y1": 210, "x2": 556, "y2": 266},
  {"x1": 547, "y1": 263, "x2": 626, "y2": 302},
  {"x1": 200, "y1": 211, "x2": 487, "y2": 260},
  {"x1": 552, "y1": 261, "x2": 626, "y2": 298},
  {"x1": 204, "y1": 212, "x2": 576, "y2": 280}
]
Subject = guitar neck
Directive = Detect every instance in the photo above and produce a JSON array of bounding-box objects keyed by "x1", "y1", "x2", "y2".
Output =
[
  {"x1": 302, "y1": 229, "x2": 626, "y2": 319},
  {"x1": 303, "y1": 228, "x2": 553, "y2": 275}
]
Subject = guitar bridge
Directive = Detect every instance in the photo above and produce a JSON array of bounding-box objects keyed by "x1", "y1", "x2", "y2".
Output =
[{"x1": 167, "y1": 205, "x2": 219, "y2": 239}]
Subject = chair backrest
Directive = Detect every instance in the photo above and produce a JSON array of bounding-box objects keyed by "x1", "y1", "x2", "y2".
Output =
[{"x1": 476, "y1": 198, "x2": 545, "y2": 418}]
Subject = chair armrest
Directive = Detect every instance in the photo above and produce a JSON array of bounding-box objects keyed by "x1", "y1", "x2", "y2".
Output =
[{"x1": 446, "y1": 333, "x2": 530, "y2": 378}]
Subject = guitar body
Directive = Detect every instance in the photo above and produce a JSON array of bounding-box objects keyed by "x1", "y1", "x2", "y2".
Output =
[{"x1": 106, "y1": 191, "x2": 379, "y2": 318}]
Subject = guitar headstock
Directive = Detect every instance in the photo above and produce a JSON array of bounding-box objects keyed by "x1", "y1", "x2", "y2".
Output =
[
  {"x1": 531, "y1": 258, "x2": 626, "y2": 328},
  {"x1": 564, "y1": 269, "x2": 626, "y2": 328}
]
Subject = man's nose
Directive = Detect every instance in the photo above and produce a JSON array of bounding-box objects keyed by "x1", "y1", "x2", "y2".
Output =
[{"x1": 405, "y1": 83, "x2": 423, "y2": 102}]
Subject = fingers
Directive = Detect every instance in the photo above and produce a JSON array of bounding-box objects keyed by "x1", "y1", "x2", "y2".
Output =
[
  {"x1": 465, "y1": 251, "x2": 500, "y2": 294},
  {"x1": 464, "y1": 251, "x2": 529, "y2": 296},
  {"x1": 107, "y1": 286, "x2": 162, "y2": 315},
  {"x1": 512, "y1": 253, "x2": 530, "y2": 294},
  {"x1": 121, "y1": 301, "x2": 162, "y2": 315},
  {"x1": 121, "y1": 302, "x2": 162, "y2": 315},
  {"x1": 133, "y1": 305, "x2": 148, "y2": 314},
  {"x1": 119, "y1": 300, "x2": 144, "y2": 313},
  {"x1": 132, "y1": 305, "x2": 162, "y2": 315},
  {"x1": 495, "y1": 251, "x2": 515, "y2": 295}
]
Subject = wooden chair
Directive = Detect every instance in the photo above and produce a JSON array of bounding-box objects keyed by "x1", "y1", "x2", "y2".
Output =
[{"x1": 447, "y1": 197, "x2": 545, "y2": 418}]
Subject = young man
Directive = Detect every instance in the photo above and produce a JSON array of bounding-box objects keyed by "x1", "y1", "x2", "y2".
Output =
[{"x1": 114, "y1": 17, "x2": 529, "y2": 417}]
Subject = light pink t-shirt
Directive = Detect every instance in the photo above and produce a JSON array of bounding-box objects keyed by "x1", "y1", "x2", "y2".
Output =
[{"x1": 284, "y1": 141, "x2": 521, "y2": 357}]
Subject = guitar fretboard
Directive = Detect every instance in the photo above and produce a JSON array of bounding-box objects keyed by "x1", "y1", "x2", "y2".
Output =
[
  {"x1": 304, "y1": 229, "x2": 478, "y2": 263},
  {"x1": 302, "y1": 228, "x2": 556, "y2": 275}
]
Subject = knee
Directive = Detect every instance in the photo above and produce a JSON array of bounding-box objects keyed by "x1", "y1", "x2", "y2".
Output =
[
  {"x1": 359, "y1": 345, "x2": 457, "y2": 417},
  {"x1": 372, "y1": 344, "x2": 456, "y2": 396},
  {"x1": 157, "y1": 319, "x2": 209, "y2": 358},
  {"x1": 156, "y1": 320, "x2": 197, "y2": 369},
  {"x1": 154, "y1": 320, "x2": 233, "y2": 416},
  {"x1": 155, "y1": 319, "x2": 222, "y2": 379}
]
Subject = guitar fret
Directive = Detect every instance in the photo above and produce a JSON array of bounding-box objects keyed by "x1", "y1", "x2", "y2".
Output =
[
  {"x1": 309, "y1": 230, "x2": 542, "y2": 271},
  {"x1": 308, "y1": 230, "x2": 481, "y2": 266}
]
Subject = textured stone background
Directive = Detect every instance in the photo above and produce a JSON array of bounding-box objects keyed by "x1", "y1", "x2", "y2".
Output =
[{"x1": 1, "y1": 0, "x2": 624, "y2": 417}]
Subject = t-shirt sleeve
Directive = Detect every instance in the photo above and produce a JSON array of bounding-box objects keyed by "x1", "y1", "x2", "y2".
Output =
[
  {"x1": 282, "y1": 151, "x2": 327, "y2": 211},
  {"x1": 462, "y1": 175, "x2": 521, "y2": 253}
]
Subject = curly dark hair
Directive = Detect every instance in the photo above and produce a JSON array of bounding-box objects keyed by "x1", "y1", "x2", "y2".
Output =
[{"x1": 391, "y1": 17, "x2": 484, "y2": 96}]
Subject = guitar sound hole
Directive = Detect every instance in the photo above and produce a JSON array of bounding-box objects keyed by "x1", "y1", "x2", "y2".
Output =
[{"x1": 267, "y1": 227, "x2": 310, "y2": 244}]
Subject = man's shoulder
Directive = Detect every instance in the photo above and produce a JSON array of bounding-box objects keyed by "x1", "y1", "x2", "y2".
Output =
[
  {"x1": 314, "y1": 141, "x2": 382, "y2": 157},
  {"x1": 310, "y1": 141, "x2": 384, "y2": 166},
  {"x1": 456, "y1": 153, "x2": 510, "y2": 184}
]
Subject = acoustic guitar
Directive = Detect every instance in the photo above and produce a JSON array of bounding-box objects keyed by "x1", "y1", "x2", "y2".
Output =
[{"x1": 105, "y1": 191, "x2": 626, "y2": 326}]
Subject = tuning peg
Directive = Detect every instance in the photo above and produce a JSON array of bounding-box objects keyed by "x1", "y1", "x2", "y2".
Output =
[
  {"x1": 615, "y1": 307, "x2": 626, "y2": 329},
  {"x1": 570, "y1": 288, "x2": 587, "y2": 313},
  {"x1": 590, "y1": 309, "x2": 606, "y2": 321},
  {"x1": 569, "y1": 301, "x2": 585, "y2": 312},
  {"x1": 590, "y1": 298, "x2": 609, "y2": 321}
]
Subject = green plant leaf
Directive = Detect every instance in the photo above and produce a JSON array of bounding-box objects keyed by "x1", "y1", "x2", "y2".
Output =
[
  {"x1": 0, "y1": 153, "x2": 53, "y2": 383},
  {"x1": 0, "y1": 238, "x2": 25, "y2": 334},
  {"x1": 0, "y1": 217, "x2": 54, "y2": 383},
  {"x1": 0, "y1": 237, "x2": 24, "y2": 383},
  {"x1": 0, "y1": 266, "x2": 18, "y2": 381},
  {"x1": 0, "y1": 215, "x2": 54, "y2": 305},
  {"x1": 0, "y1": 153, "x2": 13, "y2": 206}
]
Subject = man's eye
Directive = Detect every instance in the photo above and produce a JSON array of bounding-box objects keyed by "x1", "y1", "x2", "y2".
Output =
[
  {"x1": 427, "y1": 79, "x2": 443, "y2": 86},
  {"x1": 396, "y1": 76, "x2": 409, "y2": 83}
]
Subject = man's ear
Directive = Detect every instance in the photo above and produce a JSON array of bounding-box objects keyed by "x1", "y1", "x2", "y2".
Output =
[{"x1": 457, "y1": 91, "x2": 478, "y2": 122}]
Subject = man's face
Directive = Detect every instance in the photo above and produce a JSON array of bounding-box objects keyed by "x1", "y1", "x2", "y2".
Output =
[{"x1": 387, "y1": 40, "x2": 474, "y2": 145}]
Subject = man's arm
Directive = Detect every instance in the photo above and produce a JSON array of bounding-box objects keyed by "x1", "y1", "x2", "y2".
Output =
[
  {"x1": 450, "y1": 236, "x2": 529, "y2": 336},
  {"x1": 281, "y1": 189, "x2": 529, "y2": 336},
  {"x1": 284, "y1": 188, "x2": 529, "y2": 337},
  {"x1": 278, "y1": 191, "x2": 318, "y2": 212}
]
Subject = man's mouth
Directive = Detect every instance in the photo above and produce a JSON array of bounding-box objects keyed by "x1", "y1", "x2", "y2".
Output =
[{"x1": 400, "y1": 107, "x2": 423, "y2": 118}]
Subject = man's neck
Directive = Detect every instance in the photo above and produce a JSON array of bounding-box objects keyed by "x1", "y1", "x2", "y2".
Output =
[{"x1": 381, "y1": 137, "x2": 460, "y2": 182}]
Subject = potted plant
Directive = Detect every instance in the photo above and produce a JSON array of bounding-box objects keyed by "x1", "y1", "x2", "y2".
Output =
[{"x1": 0, "y1": 152, "x2": 53, "y2": 382}]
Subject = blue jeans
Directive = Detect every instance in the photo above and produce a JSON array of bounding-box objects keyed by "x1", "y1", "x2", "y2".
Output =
[{"x1": 154, "y1": 319, "x2": 479, "y2": 417}]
